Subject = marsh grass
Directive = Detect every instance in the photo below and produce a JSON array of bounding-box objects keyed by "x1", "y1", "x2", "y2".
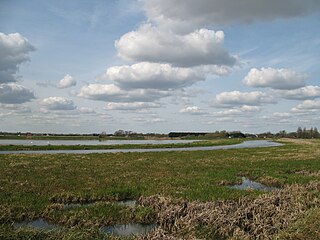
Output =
[{"x1": 0, "y1": 139, "x2": 319, "y2": 239}]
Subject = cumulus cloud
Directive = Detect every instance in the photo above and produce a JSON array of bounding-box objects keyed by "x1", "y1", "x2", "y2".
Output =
[
  {"x1": 78, "y1": 83, "x2": 170, "y2": 102},
  {"x1": 115, "y1": 24, "x2": 237, "y2": 68},
  {"x1": 57, "y1": 74, "x2": 76, "y2": 88},
  {"x1": 40, "y1": 97, "x2": 76, "y2": 111},
  {"x1": 243, "y1": 67, "x2": 307, "y2": 90},
  {"x1": 105, "y1": 102, "x2": 161, "y2": 110},
  {"x1": 291, "y1": 100, "x2": 320, "y2": 113},
  {"x1": 179, "y1": 106, "x2": 206, "y2": 115},
  {"x1": 213, "y1": 90, "x2": 276, "y2": 107},
  {"x1": 0, "y1": 32, "x2": 35, "y2": 83},
  {"x1": 142, "y1": 0, "x2": 320, "y2": 30},
  {"x1": 0, "y1": 83, "x2": 35, "y2": 104},
  {"x1": 103, "y1": 62, "x2": 204, "y2": 90},
  {"x1": 277, "y1": 85, "x2": 320, "y2": 100}
]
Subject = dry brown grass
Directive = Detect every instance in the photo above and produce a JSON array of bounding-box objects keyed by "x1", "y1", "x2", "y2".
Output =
[{"x1": 137, "y1": 182, "x2": 320, "y2": 240}]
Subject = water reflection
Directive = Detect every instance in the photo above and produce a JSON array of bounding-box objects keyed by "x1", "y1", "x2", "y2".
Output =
[
  {"x1": 0, "y1": 139, "x2": 199, "y2": 146},
  {"x1": 14, "y1": 218, "x2": 58, "y2": 230},
  {"x1": 101, "y1": 223, "x2": 156, "y2": 236},
  {"x1": 0, "y1": 140, "x2": 283, "y2": 154},
  {"x1": 230, "y1": 177, "x2": 277, "y2": 191},
  {"x1": 117, "y1": 200, "x2": 136, "y2": 207}
]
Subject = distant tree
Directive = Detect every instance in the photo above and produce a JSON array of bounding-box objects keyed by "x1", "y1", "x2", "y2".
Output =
[
  {"x1": 314, "y1": 127, "x2": 319, "y2": 138},
  {"x1": 114, "y1": 130, "x2": 125, "y2": 136},
  {"x1": 310, "y1": 127, "x2": 314, "y2": 138},
  {"x1": 277, "y1": 130, "x2": 287, "y2": 138},
  {"x1": 302, "y1": 127, "x2": 307, "y2": 138},
  {"x1": 297, "y1": 127, "x2": 303, "y2": 138}
]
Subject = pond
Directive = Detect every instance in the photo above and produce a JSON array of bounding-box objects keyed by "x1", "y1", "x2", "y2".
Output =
[
  {"x1": 13, "y1": 218, "x2": 155, "y2": 236},
  {"x1": 0, "y1": 140, "x2": 283, "y2": 154}
]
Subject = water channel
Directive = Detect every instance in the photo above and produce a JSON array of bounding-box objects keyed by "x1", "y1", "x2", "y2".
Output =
[
  {"x1": 0, "y1": 139, "x2": 198, "y2": 146},
  {"x1": 0, "y1": 140, "x2": 283, "y2": 154}
]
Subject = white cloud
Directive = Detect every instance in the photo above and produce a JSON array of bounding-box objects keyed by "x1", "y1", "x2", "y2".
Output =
[
  {"x1": 40, "y1": 97, "x2": 76, "y2": 111},
  {"x1": 277, "y1": 85, "x2": 320, "y2": 100},
  {"x1": 0, "y1": 83, "x2": 35, "y2": 104},
  {"x1": 105, "y1": 102, "x2": 161, "y2": 110},
  {"x1": 179, "y1": 106, "x2": 205, "y2": 115},
  {"x1": 273, "y1": 112, "x2": 292, "y2": 118},
  {"x1": 76, "y1": 107, "x2": 95, "y2": 114},
  {"x1": 291, "y1": 100, "x2": 320, "y2": 113},
  {"x1": 133, "y1": 117, "x2": 166, "y2": 123},
  {"x1": 78, "y1": 83, "x2": 170, "y2": 102},
  {"x1": 0, "y1": 103, "x2": 31, "y2": 117},
  {"x1": 213, "y1": 90, "x2": 276, "y2": 107},
  {"x1": 58, "y1": 74, "x2": 76, "y2": 88},
  {"x1": 243, "y1": 67, "x2": 307, "y2": 90},
  {"x1": 142, "y1": 0, "x2": 320, "y2": 31},
  {"x1": 103, "y1": 62, "x2": 204, "y2": 90},
  {"x1": 0, "y1": 32, "x2": 35, "y2": 83},
  {"x1": 115, "y1": 24, "x2": 237, "y2": 68},
  {"x1": 213, "y1": 105, "x2": 260, "y2": 117}
]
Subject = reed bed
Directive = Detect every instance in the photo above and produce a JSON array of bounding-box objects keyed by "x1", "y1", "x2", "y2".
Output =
[{"x1": 139, "y1": 182, "x2": 320, "y2": 239}]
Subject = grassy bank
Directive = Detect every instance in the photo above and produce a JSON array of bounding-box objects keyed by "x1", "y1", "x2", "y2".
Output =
[
  {"x1": 0, "y1": 139, "x2": 319, "y2": 239},
  {"x1": 0, "y1": 139, "x2": 243, "y2": 151}
]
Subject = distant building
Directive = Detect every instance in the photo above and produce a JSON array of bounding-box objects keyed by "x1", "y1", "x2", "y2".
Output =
[
  {"x1": 227, "y1": 131, "x2": 246, "y2": 138},
  {"x1": 168, "y1": 132, "x2": 208, "y2": 138}
]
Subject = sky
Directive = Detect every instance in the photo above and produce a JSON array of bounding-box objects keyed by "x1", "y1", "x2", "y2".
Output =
[{"x1": 0, "y1": 0, "x2": 320, "y2": 134}]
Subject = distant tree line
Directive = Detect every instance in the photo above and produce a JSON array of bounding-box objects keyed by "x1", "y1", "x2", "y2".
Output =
[
  {"x1": 275, "y1": 127, "x2": 319, "y2": 139},
  {"x1": 1, "y1": 127, "x2": 319, "y2": 139}
]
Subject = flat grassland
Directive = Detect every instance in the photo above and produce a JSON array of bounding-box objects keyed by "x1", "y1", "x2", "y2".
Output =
[{"x1": 0, "y1": 139, "x2": 319, "y2": 239}]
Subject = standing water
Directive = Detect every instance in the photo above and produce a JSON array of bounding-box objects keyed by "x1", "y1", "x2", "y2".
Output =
[{"x1": 101, "y1": 223, "x2": 156, "y2": 236}]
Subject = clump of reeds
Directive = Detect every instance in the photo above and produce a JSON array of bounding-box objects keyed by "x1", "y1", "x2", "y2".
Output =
[{"x1": 137, "y1": 182, "x2": 320, "y2": 239}]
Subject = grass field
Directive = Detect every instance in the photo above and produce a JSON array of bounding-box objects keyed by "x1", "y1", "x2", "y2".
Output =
[{"x1": 0, "y1": 139, "x2": 319, "y2": 239}]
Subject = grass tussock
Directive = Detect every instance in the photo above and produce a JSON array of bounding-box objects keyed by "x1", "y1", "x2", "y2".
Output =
[{"x1": 138, "y1": 182, "x2": 320, "y2": 240}]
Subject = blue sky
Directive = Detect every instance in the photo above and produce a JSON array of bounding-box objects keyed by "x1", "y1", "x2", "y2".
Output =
[{"x1": 1, "y1": 0, "x2": 320, "y2": 134}]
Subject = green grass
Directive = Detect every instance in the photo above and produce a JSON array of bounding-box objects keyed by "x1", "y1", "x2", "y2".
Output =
[{"x1": 0, "y1": 139, "x2": 319, "y2": 239}]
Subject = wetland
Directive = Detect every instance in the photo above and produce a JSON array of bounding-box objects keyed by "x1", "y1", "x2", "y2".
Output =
[{"x1": 0, "y1": 138, "x2": 319, "y2": 239}]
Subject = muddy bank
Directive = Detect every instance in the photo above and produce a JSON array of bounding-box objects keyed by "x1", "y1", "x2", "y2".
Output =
[{"x1": 137, "y1": 182, "x2": 320, "y2": 240}]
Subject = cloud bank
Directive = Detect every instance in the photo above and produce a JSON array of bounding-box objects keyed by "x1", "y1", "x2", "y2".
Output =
[
  {"x1": 116, "y1": 24, "x2": 237, "y2": 68},
  {"x1": 243, "y1": 67, "x2": 307, "y2": 90},
  {"x1": 142, "y1": 0, "x2": 320, "y2": 30},
  {"x1": 213, "y1": 90, "x2": 276, "y2": 107},
  {"x1": 78, "y1": 84, "x2": 170, "y2": 102},
  {"x1": 278, "y1": 86, "x2": 320, "y2": 100},
  {"x1": 0, "y1": 32, "x2": 35, "y2": 83},
  {"x1": 103, "y1": 62, "x2": 204, "y2": 90},
  {"x1": 0, "y1": 83, "x2": 35, "y2": 104},
  {"x1": 40, "y1": 97, "x2": 76, "y2": 111},
  {"x1": 105, "y1": 102, "x2": 161, "y2": 110}
]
